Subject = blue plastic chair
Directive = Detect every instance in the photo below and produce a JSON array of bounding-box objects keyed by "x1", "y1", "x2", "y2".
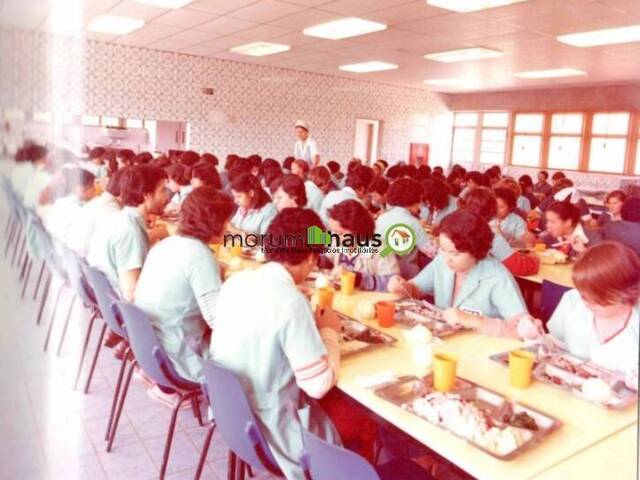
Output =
[
  {"x1": 110, "y1": 301, "x2": 203, "y2": 479},
  {"x1": 194, "y1": 361, "x2": 283, "y2": 480},
  {"x1": 300, "y1": 429, "x2": 433, "y2": 480},
  {"x1": 540, "y1": 280, "x2": 571, "y2": 324}
]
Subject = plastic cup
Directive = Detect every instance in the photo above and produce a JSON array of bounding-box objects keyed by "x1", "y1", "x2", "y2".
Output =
[
  {"x1": 534, "y1": 242, "x2": 547, "y2": 253},
  {"x1": 376, "y1": 301, "x2": 395, "y2": 328},
  {"x1": 340, "y1": 271, "x2": 356, "y2": 295},
  {"x1": 317, "y1": 287, "x2": 335, "y2": 309},
  {"x1": 433, "y1": 353, "x2": 458, "y2": 392},
  {"x1": 230, "y1": 244, "x2": 243, "y2": 258},
  {"x1": 509, "y1": 350, "x2": 535, "y2": 388}
]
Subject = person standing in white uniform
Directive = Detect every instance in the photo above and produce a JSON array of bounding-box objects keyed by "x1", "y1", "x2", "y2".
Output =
[{"x1": 294, "y1": 120, "x2": 320, "y2": 167}]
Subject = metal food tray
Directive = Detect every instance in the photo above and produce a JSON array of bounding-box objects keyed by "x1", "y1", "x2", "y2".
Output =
[
  {"x1": 489, "y1": 347, "x2": 637, "y2": 410},
  {"x1": 338, "y1": 313, "x2": 397, "y2": 357},
  {"x1": 394, "y1": 299, "x2": 467, "y2": 337},
  {"x1": 374, "y1": 375, "x2": 562, "y2": 461}
]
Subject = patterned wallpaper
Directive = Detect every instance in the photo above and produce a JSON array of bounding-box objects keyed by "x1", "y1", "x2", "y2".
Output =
[{"x1": 0, "y1": 27, "x2": 450, "y2": 165}]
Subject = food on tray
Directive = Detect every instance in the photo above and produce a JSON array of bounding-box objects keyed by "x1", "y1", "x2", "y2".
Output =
[
  {"x1": 337, "y1": 316, "x2": 397, "y2": 356},
  {"x1": 406, "y1": 392, "x2": 532, "y2": 456},
  {"x1": 581, "y1": 378, "x2": 613, "y2": 404},
  {"x1": 503, "y1": 411, "x2": 538, "y2": 431},
  {"x1": 538, "y1": 249, "x2": 568, "y2": 265},
  {"x1": 403, "y1": 325, "x2": 433, "y2": 345},
  {"x1": 356, "y1": 301, "x2": 376, "y2": 320}
]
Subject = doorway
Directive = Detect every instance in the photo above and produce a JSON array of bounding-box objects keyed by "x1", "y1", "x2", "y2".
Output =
[{"x1": 354, "y1": 118, "x2": 381, "y2": 164}]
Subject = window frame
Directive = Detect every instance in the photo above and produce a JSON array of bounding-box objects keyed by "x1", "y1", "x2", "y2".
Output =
[
  {"x1": 509, "y1": 112, "x2": 545, "y2": 168},
  {"x1": 547, "y1": 112, "x2": 585, "y2": 171}
]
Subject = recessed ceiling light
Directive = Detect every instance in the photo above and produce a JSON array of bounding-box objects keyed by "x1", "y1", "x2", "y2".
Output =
[
  {"x1": 423, "y1": 78, "x2": 468, "y2": 86},
  {"x1": 515, "y1": 68, "x2": 587, "y2": 79},
  {"x1": 427, "y1": 0, "x2": 527, "y2": 12},
  {"x1": 230, "y1": 42, "x2": 291, "y2": 57},
  {"x1": 132, "y1": 0, "x2": 194, "y2": 7},
  {"x1": 557, "y1": 24, "x2": 640, "y2": 47},
  {"x1": 303, "y1": 17, "x2": 387, "y2": 40},
  {"x1": 88, "y1": 15, "x2": 145, "y2": 35},
  {"x1": 339, "y1": 61, "x2": 398, "y2": 73},
  {"x1": 424, "y1": 47, "x2": 503, "y2": 62}
]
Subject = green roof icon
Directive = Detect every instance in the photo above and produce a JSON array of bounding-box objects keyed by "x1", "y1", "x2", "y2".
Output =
[{"x1": 307, "y1": 225, "x2": 331, "y2": 245}]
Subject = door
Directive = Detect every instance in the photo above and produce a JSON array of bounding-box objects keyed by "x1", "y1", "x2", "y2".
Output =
[
  {"x1": 155, "y1": 120, "x2": 188, "y2": 152},
  {"x1": 409, "y1": 143, "x2": 429, "y2": 166},
  {"x1": 354, "y1": 118, "x2": 381, "y2": 164}
]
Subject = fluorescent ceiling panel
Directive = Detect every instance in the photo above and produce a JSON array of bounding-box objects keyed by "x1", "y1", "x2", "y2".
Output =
[
  {"x1": 132, "y1": 0, "x2": 194, "y2": 7},
  {"x1": 339, "y1": 61, "x2": 398, "y2": 72},
  {"x1": 303, "y1": 17, "x2": 387, "y2": 40},
  {"x1": 88, "y1": 15, "x2": 145, "y2": 35},
  {"x1": 427, "y1": 0, "x2": 528, "y2": 12},
  {"x1": 557, "y1": 25, "x2": 640, "y2": 47},
  {"x1": 515, "y1": 68, "x2": 587, "y2": 78},
  {"x1": 230, "y1": 41, "x2": 291, "y2": 56},
  {"x1": 424, "y1": 47, "x2": 503, "y2": 62}
]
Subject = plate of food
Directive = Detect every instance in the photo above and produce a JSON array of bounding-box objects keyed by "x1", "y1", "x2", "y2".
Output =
[
  {"x1": 394, "y1": 299, "x2": 467, "y2": 337},
  {"x1": 338, "y1": 313, "x2": 397, "y2": 357},
  {"x1": 374, "y1": 375, "x2": 561, "y2": 460}
]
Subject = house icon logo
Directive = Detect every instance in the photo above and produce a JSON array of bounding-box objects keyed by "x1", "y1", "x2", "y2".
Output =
[{"x1": 380, "y1": 223, "x2": 416, "y2": 258}]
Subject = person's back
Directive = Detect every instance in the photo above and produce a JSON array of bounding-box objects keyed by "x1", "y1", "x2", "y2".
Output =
[{"x1": 603, "y1": 220, "x2": 640, "y2": 257}]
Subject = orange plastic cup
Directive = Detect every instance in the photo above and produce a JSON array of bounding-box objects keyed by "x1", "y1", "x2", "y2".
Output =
[
  {"x1": 317, "y1": 287, "x2": 335, "y2": 309},
  {"x1": 376, "y1": 301, "x2": 395, "y2": 328},
  {"x1": 433, "y1": 353, "x2": 458, "y2": 392},
  {"x1": 340, "y1": 271, "x2": 356, "y2": 295},
  {"x1": 509, "y1": 350, "x2": 535, "y2": 388},
  {"x1": 534, "y1": 242, "x2": 547, "y2": 253}
]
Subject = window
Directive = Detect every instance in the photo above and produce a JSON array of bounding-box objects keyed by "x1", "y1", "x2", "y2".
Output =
[
  {"x1": 548, "y1": 113, "x2": 583, "y2": 170},
  {"x1": 512, "y1": 113, "x2": 544, "y2": 167},
  {"x1": 126, "y1": 118, "x2": 143, "y2": 128},
  {"x1": 480, "y1": 112, "x2": 508, "y2": 165},
  {"x1": 101, "y1": 116, "x2": 120, "y2": 127},
  {"x1": 451, "y1": 112, "x2": 478, "y2": 164},
  {"x1": 588, "y1": 112, "x2": 629, "y2": 173}
]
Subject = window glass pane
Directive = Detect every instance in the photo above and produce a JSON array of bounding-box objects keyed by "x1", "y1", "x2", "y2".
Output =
[
  {"x1": 480, "y1": 152, "x2": 504, "y2": 164},
  {"x1": 101, "y1": 116, "x2": 120, "y2": 127},
  {"x1": 514, "y1": 113, "x2": 543, "y2": 133},
  {"x1": 454, "y1": 112, "x2": 478, "y2": 127},
  {"x1": 592, "y1": 112, "x2": 630, "y2": 135},
  {"x1": 482, "y1": 112, "x2": 508, "y2": 127},
  {"x1": 551, "y1": 113, "x2": 583, "y2": 134},
  {"x1": 512, "y1": 135, "x2": 541, "y2": 166},
  {"x1": 480, "y1": 128, "x2": 506, "y2": 164},
  {"x1": 548, "y1": 136, "x2": 581, "y2": 170},
  {"x1": 451, "y1": 127, "x2": 475, "y2": 164},
  {"x1": 81, "y1": 115, "x2": 99, "y2": 126},
  {"x1": 589, "y1": 138, "x2": 627, "y2": 173},
  {"x1": 126, "y1": 118, "x2": 143, "y2": 128}
]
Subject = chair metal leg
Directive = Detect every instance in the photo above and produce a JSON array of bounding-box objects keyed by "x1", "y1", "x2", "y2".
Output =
[
  {"x1": 105, "y1": 349, "x2": 130, "y2": 441},
  {"x1": 33, "y1": 260, "x2": 46, "y2": 300},
  {"x1": 43, "y1": 284, "x2": 65, "y2": 350},
  {"x1": 191, "y1": 395, "x2": 204, "y2": 427},
  {"x1": 4, "y1": 213, "x2": 13, "y2": 236},
  {"x1": 194, "y1": 423, "x2": 216, "y2": 480},
  {"x1": 4, "y1": 217, "x2": 16, "y2": 257},
  {"x1": 83, "y1": 322, "x2": 107, "y2": 394},
  {"x1": 227, "y1": 451, "x2": 237, "y2": 480},
  {"x1": 159, "y1": 393, "x2": 194, "y2": 480},
  {"x1": 107, "y1": 360, "x2": 136, "y2": 452},
  {"x1": 20, "y1": 258, "x2": 32, "y2": 299},
  {"x1": 19, "y1": 249, "x2": 29, "y2": 281},
  {"x1": 11, "y1": 224, "x2": 23, "y2": 266},
  {"x1": 36, "y1": 273, "x2": 52, "y2": 325},
  {"x1": 72, "y1": 311, "x2": 98, "y2": 389},
  {"x1": 55, "y1": 295, "x2": 77, "y2": 356},
  {"x1": 236, "y1": 460, "x2": 246, "y2": 480}
]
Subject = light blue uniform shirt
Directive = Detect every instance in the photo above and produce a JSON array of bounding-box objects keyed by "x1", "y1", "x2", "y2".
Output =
[
  {"x1": 517, "y1": 195, "x2": 531, "y2": 213},
  {"x1": 412, "y1": 253, "x2": 527, "y2": 319},
  {"x1": 319, "y1": 186, "x2": 359, "y2": 224},
  {"x1": 305, "y1": 180, "x2": 324, "y2": 214},
  {"x1": 87, "y1": 206, "x2": 149, "y2": 297},
  {"x1": 231, "y1": 202, "x2": 277, "y2": 235},
  {"x1": 421, "y1": 196, "x2": 459, "y2": 225},
  {"x1": 135, "y1": 235, "x2": 221, "y2": 383},
  {"x1": 490, "y1": 230, "x2": 514, "y2": 261},
  {"x1": 491, "y1": 213, "x2": 527, "y2": 244}
]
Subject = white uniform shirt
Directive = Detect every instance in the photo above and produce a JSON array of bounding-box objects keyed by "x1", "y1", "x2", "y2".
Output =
[
  {"x1": 304, "y1": 180, "x2": 324, "y2": 214},
  {"x1": 294, "y1": 138, "x2": 319, "y2": 165},
  {"x1": 23, "y1": 167, "x2": 53, "y2": 209},
  {"x1": 45, "y1": 194, "x2": 85, "y2": 245},
  {"x1": 67, "y1": 192, "x2": 122, "y2": 256},
  {"x1": 319, "y1": 186, "x2": 359, "y2": 225},
  {"x1": 549, "y1": 289, "x2": 639, "y2": 375},
  {"x1": 230, "y1": 202, "x2": 278, "y2": 235},
  {"x1": 169, "y1": 184, "x2": 194, "y2": 207}
]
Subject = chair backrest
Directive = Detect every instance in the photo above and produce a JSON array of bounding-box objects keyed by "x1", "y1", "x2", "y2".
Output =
[
  {"x1": 300, "y1": 429, "x2": 379, "y2": 480},
  {"x1": 201, "y1": 361, "x2": 282, "y2": 476},
  {"x1": 60, "y1": 245, "x2": 97, "y2": 308},
  {"x1": 541, "y1": 280, "x2": 571, "y2": 323},
  {"x1": 26, "y1": 210, "x2": 67, "y2": 280},
  {"x1": 83, "y1": 265, "x2": 126, "y2": 338},
  {"x1": 112, "y1": 301, "x2": 198, "y2": 391}
]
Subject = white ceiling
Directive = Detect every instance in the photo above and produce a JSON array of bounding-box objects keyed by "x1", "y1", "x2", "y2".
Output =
[{"x1": 2, "y1": 0, "x2": 640, "y2": 92}]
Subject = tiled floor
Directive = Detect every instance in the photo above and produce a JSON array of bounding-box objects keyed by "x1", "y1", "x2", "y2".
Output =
[{"x1": 0, "y1": 227, "x2": 243, "y2": 479}]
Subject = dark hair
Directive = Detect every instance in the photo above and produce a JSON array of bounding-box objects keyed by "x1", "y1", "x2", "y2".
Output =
[
  {"x1": 191, "y1": 161, "x2": 222, "y2": 189},
  {"x1": 106, "y1": 168, "x2": 126, "y2": 197},
  {"x1": 573, "y1": 241, "x2": 640, "y2": 306},
  {"x1": 553, "y1": 178, "x2": 574, "y2": 195},
  {"x1": 461, "y1": 186, "x2": 497, "y2": 222},
  {"x1": 225, "y1": 154, "x2": 238, "y2": 172},
  {"x1": 539, "y1": 170, "x2": 549, "y2": 180},
  {"x1": 346, "y1": 165, "x2": 374, "y2": 192},
  {"x1": 283, "y1": 156, "x2": 295, "y2": 171},
  {"x1": 263, "y1": 166, "x2": 283, "y2": 191},
  {"x1": 228, "y1": 157, "x2": 253, "y2": 182},
  {"x1": 89, "y1": 147, "x2": 106, "y2": 160},
  {"x1": 433, "y1": 166, "x2": 444, "y2": 175},
  {"x1": 435, "y1": 210, "x2": 494, "y2": 260},
  {"x1": 178, "y1": 187, "x2": 234, "y2": 243},
  {"x1": 368, "y1": 176, "x2": 389, "y2": 196},
  {"x1": 201, "y1": 153, "x2": 218, "y2": 166},
  {"x1": 150, "y1": 155, "x2": 170, "y2": 169},
  {"x1": 493, "y1": 187, "x2": 517, "y2": 211},
  {"x1": 326, "y1": 161, "x2": 341, "y2": 175},
  {"x1": 117, "y1": 149, "x2": 135, "y2": 164},
  {"x1": 180, "y1": 151, "x2": 200, "y2": 167},
  {"x1": 259, "y1": 158, "x2": 280, "y2": 176},
  {"x1": 518, "y1": 174, "x2": 534, "y2": 190},
  {"x1": 25, "y1": 143, "x2": 48, "y2": 163},
  {"x1": 347, "y1": 159, "x2": 361, "y2": 174},
  {"x1": 486, "y1": 165, "x2": 502, "y2": 178},
  {"x1": 387, "y1": 178, "x2": 422, "y2": 207},
  {"x1": 309, "y1": 166, "x2": 330, "y2": 187},
  {"x1": 466, "y1": 171, "x2": 485, "y2": 187},
  {"x1": 422, "y1": 177, "x2": 451, "y2": 210},
  {"x1": 292, "y1": 159, "x2": 310, "y2": 176},
  {"x1": 105, "y1": 151, "x2": 117, "y2": 174},
  {"x1": 621, "y1": 197, "x2": 640, "y2": 222},
  {"x1": 166, "y1": 164, "x2": 191, "y2": 186},
  {"x1": 231, "y1": 173, "x2": 270, "y2": 210},
  {"x1": 386, "y1": 164, "x2": 403, "y2": 180},
  {"x1": 248, "y1": 154, "x2": 262, "y2": 169},
  {"x1": 403, "y1": 165, "x2": 418, "y2": 179},
  {"x1": 551, "y1": 171, "x2": 565, "y2": 181},
  {"x1": 377, "y1": 159, "x2": 388, "y2": 169},
  {"x1": 546, "y1": 201, "x2": 581, "y2": 227},
  {"x1": 327, "y1": 199, "x2": 375, "y2": 236},
  {"x1": 264, "y1": 208, "x2": 323, "y2": 265},
  {"x1": 119, "y1": 165, "x2": 167, "y2": 207},
  {"x1": 133, "y1": 152, "x2": 153, "y2": 165},
  {"x1": 605, "y1": 190, "x2": 626, "y2": 204},
  {"x1": 272, "y1": 174, "x2": 307, "y2": 207}
]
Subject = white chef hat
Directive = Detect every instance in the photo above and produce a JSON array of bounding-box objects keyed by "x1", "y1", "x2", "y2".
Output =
[{"x1": 295, "y1": 120, "x2": 309, "y2": 131}]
